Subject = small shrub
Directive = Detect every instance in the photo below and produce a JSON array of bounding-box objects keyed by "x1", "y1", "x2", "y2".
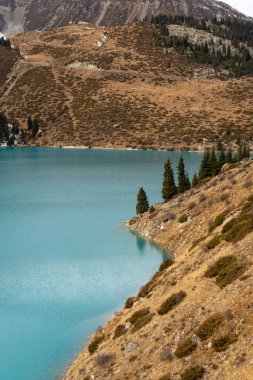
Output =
[
  {"x1": 178, "y1": 214, "x2": 188, "y2": 223},
  {"x1": 196, "y1": 314, "x2": 224, "y2": 341},
  {"x1": 132, "y1": 313, "x2": 153, "y2": 332},
  {"x1": 159, "y1": 259, "x2": 173, "y2": 272},
  {"x1": 125, "y1": 296, "x2": 138, "y2": 309},
  {"x1": 199, "y1": 193, "x2": 206, "y2": 202},
  {"x1": 222, "y1": 219, "x2": 253, "y2": 243},
  {"x1": 174, "y1": 337, "x2": 197, "y2": 358},
  {"x1": 114, "y1": 324, "x2": 127, "y2": 339},
  {"x1": 130, "y1": 308, "x2": 150, "y2": 325},
  {"x1": 160, "y1": 347, "x2": 173, "y2": 361},
  {"x1": 88, "y1": 334, "x2": 105, "y2": 354},
  {"x1": 209, "y1": 210, "x2": 230, "y2": 232},
  {"x1": 213, "y1": 333, "x2": 238, "y2": 352},
  {"x1": 159, "y1": 374, "x2": 171, "y2": 380},
  {"x1": 188, "y1": 201, "x2": 196, "y2": 210},
  {"x1": 129, "y1": 355, "x2": 137, "y2": 362},
  {"x1": 243, "y1": 180, "x2": 252, "y2": 188},
  {"x1": 138, "y1": 271, "x2": 161, "y2": 297},
  {"x1": 94, "y1": 353, "x2": 115, "y2": 367},
  {"x1": 158, "y1": 291, "x2": 186, "y2": 315},
  {"x1": 204, "y1": 255, "x2": 246, "y2": 288},
  {"x1": 149, "y1": 205, "x2": 155, "y2": 213},
  {"x1": 181, "y1": 366, "x2": 205, "y2": 380},
  {"x1": 220, "y1": 193, "x2": 229, "y2": 202},
  {"x1": 207, "y1": 235, "x2": 221, "y2": 249}
]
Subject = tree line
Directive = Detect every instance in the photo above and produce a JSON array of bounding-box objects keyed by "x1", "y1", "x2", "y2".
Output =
[
  {"x1": 0, "y1": 37, "x2": 11, "y2": 48},
  {"x1": 149, "y1": 15, "x2": 253, "y2": 77},
  {"x1": 136, "y1": 144, "x2": 250, "y2": 214},
  {"x1": 149, "y1": 15, "x2": 253, "y2": 48},
  {"x1": 0, "y1": 112, "x2": 41, "y2": 145}
]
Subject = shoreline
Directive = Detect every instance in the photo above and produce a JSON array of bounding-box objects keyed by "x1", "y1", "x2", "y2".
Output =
[{"x1": 2, "y1": 143, "x2": 253, "y2": 154}]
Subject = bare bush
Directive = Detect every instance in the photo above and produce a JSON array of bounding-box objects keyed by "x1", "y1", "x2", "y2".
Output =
[
  {"x1": 95, "y1": 353, "x2": 115, "y2": 367},
  {"x1": 199, "y1": 194, "x2": 206, "y2": 202},
  {"x1": 220, "y1": 193, "x2": 229, "y2": 202},
  {"x1": 188, "y1": 201, "x2": 196, "y2": 210},
  {"x1": 160, "y1": 347, "x2": 174, "y2": 361},
  {"x1": 243, "y1": 180, "x2": 252, "y2": 189}
]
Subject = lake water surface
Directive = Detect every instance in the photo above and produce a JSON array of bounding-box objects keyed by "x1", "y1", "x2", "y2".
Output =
[{"x1": 0, "y1": 148, "x2": 202, "y2": 380}]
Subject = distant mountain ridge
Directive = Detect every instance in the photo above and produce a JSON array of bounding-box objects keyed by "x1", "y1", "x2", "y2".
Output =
[{"x1": 0, "y1": 0, "x2": 250, "y2": 34}]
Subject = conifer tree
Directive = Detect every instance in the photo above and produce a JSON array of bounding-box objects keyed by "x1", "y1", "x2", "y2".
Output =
[
  {"x1": 192, "y1": 173, "x2": 198, "y2": 187},
  {"x1": 236, "y1": 144, "x2": 242, "y2": 162},
  {"x1": 162, "y1": 159, "x2": 177, "y2": 201},
  {"x1": 185, "y1": 172, "x2": 191, "y2": 190},
  {"x1": 27, "y1": 116, "x2": 33, "y2": 131},
  {"x1": 209, "y1": 147, "x2": 218, "y2": 176},
  {"x1": 218, "y1": 146, "x2": 226, "y2": 171},
  {"x1": 226, "y1": 148, "x2": 233, "y2": 163},
  {"x1": 136, "y1": 187, "x2": 149, "y2": 215},
  {"x1": 32, "y1": 119, "x2": 39, "y2": 137},
  {"x1": 177, "y1": 156, "x2": 187, "y2": 193},
  {"x1": 198, "y1": 149, "x2": 210, "y2": 180}
]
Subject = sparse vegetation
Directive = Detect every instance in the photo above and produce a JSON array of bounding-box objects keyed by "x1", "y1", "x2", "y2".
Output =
[
  {"x1": 158, "y1": 374, "x2": 171, "y2": 380},
  {"x1": 174, "y1": 337, "x2": 197, "y2": 358},
  {"x1": 94, "y1": 353, "x2": 115, "y2": 367},
  {"x1": 213, "y1": 333, "x2": 238, "y2": 352},
  {"x1": 207, "y1": 235, "x2": 221, "y2": 250},
  {"x1": 204, "y1": 255, "x2": 246, "y2": 288},
  {"x1": 129, "y1": 307, "x2": 153, "y2": 332},
  {"x1": 159, "y1": 259, "x2": 173, "y2": 271},
  {"x1": 178, "y1": 214, "x2": 188, "y2": 223},
  {"x1": 88, "y1": 334, "x2": 105, "y2": 355},
  {"x1": 158, "y1": 291, "x2": 186, "y2": 315},
  {"x1": 180, "y1": 365, "x2": 205, "y2": 380},
  {"x1": 125, "y1": 297, "x2": 138, "y2": 309},
  {"x1": 129, "y1": 308, "x2": 150, "y2": 325},
  {"x1": 196, "y1": 314, "x2": 224, "y2": 340},
  {"x1": 113, "y1": 324, "x2": 127, "y2": 339},
  {"x1": 209, "y1": 210, "x2": 230, "y2": 232}
]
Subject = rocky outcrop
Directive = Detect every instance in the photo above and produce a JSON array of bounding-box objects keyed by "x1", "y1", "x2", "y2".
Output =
[{"x1": 0, "y1": 0, "x2": 250, "y2": 34}]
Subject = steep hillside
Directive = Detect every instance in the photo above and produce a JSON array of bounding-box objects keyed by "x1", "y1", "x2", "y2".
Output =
[
  {"x1": 63, "y1": 158, "x2": 253, "y2": 380},
  {"x1": 1, "y1": 22, "x2": 253, "y2": 150},
  {"x1": 0, "y1": 0, "x2": 250, "y2": 34}
]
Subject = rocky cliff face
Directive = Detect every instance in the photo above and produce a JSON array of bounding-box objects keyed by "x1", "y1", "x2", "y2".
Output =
[{"x1": 0, "y1": 0, "x2": 249, "y2": 34}]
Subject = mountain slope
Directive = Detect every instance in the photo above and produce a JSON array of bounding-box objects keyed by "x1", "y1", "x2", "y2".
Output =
[
  {"x1": 0, "y1": 0, "x2": 250, "y2": 34},
  {"x1": 63, "y1": 158, "x2": 253, "y2": 380},
  {"x1": 1, "y1": 22, "x2": 253, "y2": 151}
]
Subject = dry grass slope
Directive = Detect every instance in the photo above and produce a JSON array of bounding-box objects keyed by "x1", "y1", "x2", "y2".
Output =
[
  {"x1": 1, "y1": 23, "x2": 253, "y2": 150},
  {"x1": 63, "y1": 159, "x2": 253, "y2": 380}
]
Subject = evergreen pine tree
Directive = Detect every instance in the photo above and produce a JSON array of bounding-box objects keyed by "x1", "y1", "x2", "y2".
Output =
[
  {"x1": 185, "y1": 172, "x2": 191, "y2": 190},
  {"x1": 236, "y1": 144, "x2": 242, "y2": 162},
  {"x1": 32, "y1": 119, "x2": 39, "y2": 137},
  {"x1": 242, "y1": 143, "x2": 248, "y2": 159},
  {"x1": 27, "y1": 116, "x2": 33, "y2": 131},
  {"x1": 217, "y1": 141, "x2": 223, "y2": 151},
  {"x1": 209, "y1": 147, "x2": 218, "y2": 176},
  {"x1": 177, "y1": 156, "x2": 187, "y2": 193},
  {"x1": 226, "y1": 148, "x2": 233, "y2": 163},
  {"x1": 218, "y1": 146, "x2": 226, "y2": 171},
  {"x1": 136, "y1": 187, "x2": 149, "y2": 215},
  {"x1": 162, "y1": 159, "x2": 177, "y2": 201},
  {"x1": 198, "y1": 150, "x2": 210, "y2": 180},
  {"x1": 192, "y1": 173, "x2": 198, "y2": 187}
]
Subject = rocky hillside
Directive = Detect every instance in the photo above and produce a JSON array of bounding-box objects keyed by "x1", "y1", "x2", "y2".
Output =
[
  {"x1": 63, "y1": 158, "x2": 253, "y2": 380},
  {"x1": 0, "y1": 0, "x2": 250, "y2": 34},
  {"x1": 1, "y1": 22, "x2": 253, "y2": 151}
]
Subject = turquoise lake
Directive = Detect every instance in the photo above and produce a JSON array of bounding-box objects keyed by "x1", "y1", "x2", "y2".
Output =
[{"x1": 0, "y1": 148, "x2": 203, "y2": 380}]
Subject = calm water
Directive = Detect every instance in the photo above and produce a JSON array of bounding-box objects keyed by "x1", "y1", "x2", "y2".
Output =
[{"x1": 0, "y1": 148, "x2": 202, "y2": 380}]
